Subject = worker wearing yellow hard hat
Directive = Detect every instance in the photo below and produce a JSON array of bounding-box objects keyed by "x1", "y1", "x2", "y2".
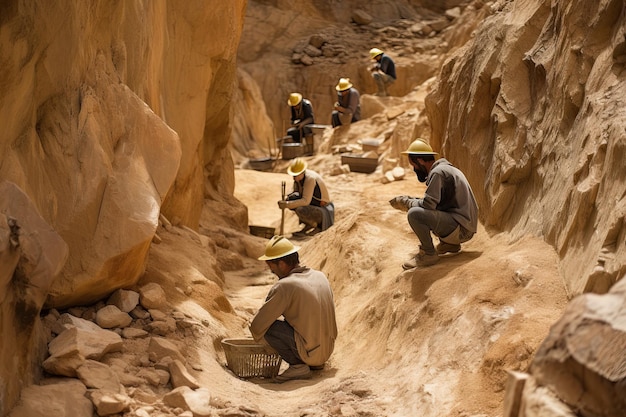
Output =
[
  {"x1": 251, "y1": 235, "x2": 338, "y2": 382},
  {"x1": 389, "y1": 138, "x2": 478, "y2": 269},
  {"x1": 369, "y1": 47, "x2": 396, "y2": 96},
  {"x1": 331, "y1": 78, "x2": 361, "y2": 128},
  {"x1": 286, "y1": 92, "x2": 315, "y2": 144},
  {"x1": 278, "y1": 158, "x2": 334, "y2": 236}
]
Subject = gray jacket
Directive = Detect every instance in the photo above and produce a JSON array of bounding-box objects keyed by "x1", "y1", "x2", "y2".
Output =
[{"x1": 411, "y1": 158, "x2": 478, "y2": 235}]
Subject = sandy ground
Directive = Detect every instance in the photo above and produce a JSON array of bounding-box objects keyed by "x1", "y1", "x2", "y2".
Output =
[{"x1": 178, "y1": 161, "x2": 569, "y2": 417}]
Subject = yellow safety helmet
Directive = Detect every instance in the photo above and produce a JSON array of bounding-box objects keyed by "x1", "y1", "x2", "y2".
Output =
[
  {"x1": 287, "y1": 158, "x2": 307, "y2": 176},
  {"x1": 287, "y1": 93, "x2": 303, "y2": 107},
  {"x1": 258, "y1": 235, "x2": 300, "y2": 261},
  {"x1": 401, "y1": 138, "x2": 439, "y2": 156},
  {"x1": 369, "y1": 48, "x2": 383, "y2": 59},
  {"x1": 335, "y1": 78, "x2": 353, "y2": 91}
]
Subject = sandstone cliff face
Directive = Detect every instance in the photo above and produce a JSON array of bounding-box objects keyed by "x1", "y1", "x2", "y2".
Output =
[
  {"x1": 425, "y1": 0, "x2": 626, "y2": 295},
  {"x1": 0, "y1": 0, "x2": 245, "y2": 306},
  {"x1": 1, "y1": 0, "x2": 624, "y2": 415},
  {"x1": 0, "y1": 1, "x2": 245, "y2": 412}
]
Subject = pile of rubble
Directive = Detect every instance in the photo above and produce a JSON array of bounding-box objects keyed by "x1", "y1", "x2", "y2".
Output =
[{"x1": 9, "y1": 285, "x2": 256, "y2": 417}]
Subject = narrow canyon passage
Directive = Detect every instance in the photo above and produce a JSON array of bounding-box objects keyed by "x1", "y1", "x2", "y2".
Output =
[{"x1": 211, "y1": 167, "x2": 568, "y2": 417}]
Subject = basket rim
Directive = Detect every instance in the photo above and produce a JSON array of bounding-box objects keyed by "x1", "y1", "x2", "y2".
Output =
[{"x1": 221, "y1": 337, "x2": 266, "y2": 347}]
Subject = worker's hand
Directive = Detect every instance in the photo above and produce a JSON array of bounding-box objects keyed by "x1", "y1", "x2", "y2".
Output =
[
  {"x1": 278, "y1": 200, "x2": 288, "y2": 209},
  {"x1": 389, "y1": 196, "x2": 412, "y2": 212}
]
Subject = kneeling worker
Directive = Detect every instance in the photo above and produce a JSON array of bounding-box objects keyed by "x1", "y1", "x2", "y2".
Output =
[
  {"x1": 251, "y1": 236, "x2": 338, "y2": 382},
  {"x1": 369, "y1": 47, "x2": 396, "y2": 97},
  {"x1": 389, "y1": 139, "x2": 478, "y2": 269},
  {"x1": 331, "y1": 78, "x2": 361, "y2": 128},
  {"x1": 286, "y1": 92, "x2": 315, "y2": 143},
  {"x1": 279, "y1": 158, "x2": 334, "y2": 236}
]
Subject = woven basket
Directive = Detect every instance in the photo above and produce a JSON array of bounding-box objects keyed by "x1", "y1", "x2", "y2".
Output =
[
  {"x1": 249, "y1": 157, "x2": 274, "y2": 172},
  {"x1": 282, "y1": 143, "x2": 305, "y2": 160},
  {"x1": 222, "y1": 338, "x2": 282, "y2": 378}
]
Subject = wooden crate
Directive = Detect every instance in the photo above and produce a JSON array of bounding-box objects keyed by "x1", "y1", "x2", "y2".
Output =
[
  {"x1": 341, "y1": 154, "x2": 379, "y2": 173},
  {"x1": 249, "y1": 225, "x2": 275, "y2": 238}
]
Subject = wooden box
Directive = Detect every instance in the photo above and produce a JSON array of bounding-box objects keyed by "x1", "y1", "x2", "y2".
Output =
[{"x1": 341, "y1": 154, "x2": 379, "y2": 173}]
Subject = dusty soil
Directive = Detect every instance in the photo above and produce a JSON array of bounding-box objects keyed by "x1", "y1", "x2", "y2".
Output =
[{"x1": 175, "y1": 161, "x2": 569, "y2": 417}]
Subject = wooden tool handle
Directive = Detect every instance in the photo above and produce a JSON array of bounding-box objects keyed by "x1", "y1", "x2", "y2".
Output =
[{"x1": 280, "y1": 181, "x2": 286, "y2": 235}]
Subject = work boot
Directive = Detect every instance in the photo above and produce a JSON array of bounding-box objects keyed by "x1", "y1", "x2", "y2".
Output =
[
  {"x1": 306, "y1": 227, "x2": 322, "y2": 236},
  {"x1": 402, "y1": 251, "x2": 439, "y2": 270},
  {"x1": 293, "y1": 224, "x2": 316, "y2": 237},
  {"x1": 436, "y1": 242, "x2": 461, "y2": 255},
  {"x1": 274, "y1": 364, "x2": 311, "y2": 383}
]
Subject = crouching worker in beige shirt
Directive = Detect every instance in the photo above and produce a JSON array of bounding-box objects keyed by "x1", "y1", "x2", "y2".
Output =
[
  {"x1": 279, "y1": 158, "x2": 334, "y2": 237},
  {"x1": 250, "y1": 236, "x2": 338, "y2": 382}
]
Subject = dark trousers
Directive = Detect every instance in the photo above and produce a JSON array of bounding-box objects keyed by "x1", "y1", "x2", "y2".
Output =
[
  {"x1": 407, "y1": 207, "x2": 458, "y2": 255},
  {"x1": 287, "y1": 126, "x2": 312, "y2": 143},
  {"x1": 331, "y1": 111, "x2": 342, "y2": 127},
  {"x1": 331, "y1": 111, "x2": 357, "y2": 127},
  {"x1": 264, "y1": 320, "x2": 304, "y2": 365}
]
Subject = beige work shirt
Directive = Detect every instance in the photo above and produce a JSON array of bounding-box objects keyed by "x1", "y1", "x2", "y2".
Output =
[
  {"x1": 250, "y1": 267, "x2": 338, "y2": 366},
  {"x1": 285, "y1": 169, "x2": 331, "y2": 209}
]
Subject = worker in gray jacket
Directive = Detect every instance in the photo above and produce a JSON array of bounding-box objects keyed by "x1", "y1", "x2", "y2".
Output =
[
  {"x1": 389, "y1": 139, "x2": 478, "y2": 270},
  {"x1": 369, "y1": 47, "x2": 396, "y2": 96},
  {"x1": 331, "y1": 78, "x2": 361, "y2": 128},
  {"x1": 251, "y1": 236, "x2": 338, "y2": 382}
]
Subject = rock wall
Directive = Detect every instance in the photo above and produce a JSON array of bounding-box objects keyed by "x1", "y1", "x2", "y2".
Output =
[
  {"x1": 0, "y1": 1, "x2": 245, "y2": 411},
  {"x1": 528, "y1": 277, "x2": 626, "y2": 417},
  {"x1": 0, "y1": 0, "x2": 246, "y2": 307},
  {"x1": 425, "y1": 0, "x2": 626, "y2": 296},
  {"x1": 0, "y1": 183, "x2": 68, "y2": 415}
]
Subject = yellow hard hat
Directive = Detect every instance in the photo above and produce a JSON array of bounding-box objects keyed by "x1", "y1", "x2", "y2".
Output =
[
  {"x1": 287, "y1": 158, "x2": 307, "y2": 176},
  {"x1": 335, "y1": 78, "x2": 353, "y2": 91},
  {"x1": 369, "y1": 48, "x2": 383, "y2": 59},
  {"x1": 401, "y1": 138, "x2": 439, "y2": 155},
  {"x1": 287, "y1": 93, "x2": 302, "y2": 106},
  {"x1": 258, "y1": 235, "x2": 300, "y2": 261}
]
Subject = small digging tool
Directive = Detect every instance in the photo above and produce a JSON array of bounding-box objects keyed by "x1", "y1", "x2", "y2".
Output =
[{"x1": 280, "y1": 181, "x2": 286, "y2": 235}]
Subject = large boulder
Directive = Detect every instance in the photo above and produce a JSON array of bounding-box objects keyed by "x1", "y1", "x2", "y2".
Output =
[{"x1": 529, "y1": 276, "x2": 626, "y2": 417}]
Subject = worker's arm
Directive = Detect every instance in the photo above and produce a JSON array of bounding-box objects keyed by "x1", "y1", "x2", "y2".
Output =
[
  {"x1": 283, "y1": 176, "x2": 314, "y2": 209},
  {"x1": 250, "y1": 284, "x2": 288, "y2": 342}
]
